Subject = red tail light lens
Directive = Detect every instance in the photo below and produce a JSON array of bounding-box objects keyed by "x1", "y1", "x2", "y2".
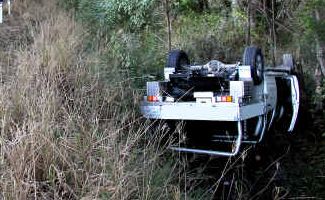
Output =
[{"x1": 147, "y1": 96, "x2": 159, "y2": 102}]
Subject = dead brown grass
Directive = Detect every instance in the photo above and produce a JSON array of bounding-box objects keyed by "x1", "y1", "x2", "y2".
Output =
[{"x1": 0, "y1": 1, "x2": 187, "y2": 199}]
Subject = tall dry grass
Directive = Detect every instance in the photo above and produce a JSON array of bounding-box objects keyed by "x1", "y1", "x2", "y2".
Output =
[
  {"x1": 0, "y1": 1, "x2": 188, "y2": 199},
  {"x1": 0, "y1": 0, "x2": 271, "y2": 199}
]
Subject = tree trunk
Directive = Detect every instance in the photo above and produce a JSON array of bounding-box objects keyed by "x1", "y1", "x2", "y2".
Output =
[
  {"x1": 231, "y1": 0, "x2": 238, "y2": 23},
  {"x1": 315, "y1": 9, "x2": 325, "y2": 76},
  {"x1": 164, "y1": 0, "x2": 172, "y2": 51},
  {"x1": 246, "y1": 0, "x2": 251, "y2": 46},
  {"x1": 271, "y1": 0, "x2": 276, "y2": 67},
  {"x1": 246, "y1": 0, "x2": 256, "y2": 45},
  {"x1": 314, "y1": 9, "x2": 324, "y2": 110},
  {"x1": 315, "y1": 67, "x2": 323, "y2": 111}
]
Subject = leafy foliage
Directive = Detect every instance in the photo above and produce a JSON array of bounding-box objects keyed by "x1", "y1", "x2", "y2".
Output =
[
  {"x1": 75, "y1": 0, "x2": 160, "y2": 32},
  {"x1": 300, "y1": 0, "x2": 325, "y2": 42}
]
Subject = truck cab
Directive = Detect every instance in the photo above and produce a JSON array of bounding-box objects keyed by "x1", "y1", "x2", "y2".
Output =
[{"x1": 140, "y1": 47, "x2": 299, "y2": 157}]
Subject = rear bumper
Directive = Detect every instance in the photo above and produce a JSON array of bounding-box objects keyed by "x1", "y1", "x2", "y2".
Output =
[{"x1": 140, "y1": 101, "x2": 265, "y2": 121}]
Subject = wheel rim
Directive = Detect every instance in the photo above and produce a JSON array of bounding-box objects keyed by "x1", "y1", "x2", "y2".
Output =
[
  {"x1": 179, "y1": 59, "x2": 188, "y2": 67},
  {"x1": 177, "y1": 57, "x2": 189, "y2": 72},
  {"x1": 256, "y1": 55, "x2": 263, "y2": 79}
]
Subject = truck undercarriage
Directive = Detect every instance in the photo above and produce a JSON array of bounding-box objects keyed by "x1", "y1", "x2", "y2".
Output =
[{"x1": 140, "y1": 47, "x2": 300, "y2": 157}]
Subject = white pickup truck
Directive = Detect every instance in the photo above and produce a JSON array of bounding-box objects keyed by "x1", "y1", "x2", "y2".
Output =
[{"x1": 140, "y1": 46, "x2": 300, "y2": 156}]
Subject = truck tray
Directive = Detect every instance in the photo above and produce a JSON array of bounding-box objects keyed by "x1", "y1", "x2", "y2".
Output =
[{"x1": 141, "y1": 102, "x2": 265, "y2": 121}]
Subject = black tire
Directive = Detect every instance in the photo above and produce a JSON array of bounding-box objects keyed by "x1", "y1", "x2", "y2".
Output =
[
  {"x1": 242, "y1": 46, "x2": 264, "y2": 85},
  {"x1": 166, "y1": 50, "x2": 190, "y2": 72}
]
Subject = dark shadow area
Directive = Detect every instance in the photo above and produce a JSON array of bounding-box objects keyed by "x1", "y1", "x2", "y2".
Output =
[{"x1": 170, "y1": 106, "x2": 325, "y2": 199}]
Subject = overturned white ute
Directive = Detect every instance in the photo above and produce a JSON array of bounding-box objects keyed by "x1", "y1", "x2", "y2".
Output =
[{"x1": 140, "y1": 47, "x2": 299, "y2": 156}]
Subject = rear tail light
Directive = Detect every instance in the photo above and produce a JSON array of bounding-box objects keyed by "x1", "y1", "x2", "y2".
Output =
[
  {"x1": 216, "y1": 96, "x2": 233, "y2": 103},
  {"x1": 221, "y1": 96, "x2": 227, "y2": 102},
  {"x1": 147, "y1": 96, "x2": 159, "y2": 102}
]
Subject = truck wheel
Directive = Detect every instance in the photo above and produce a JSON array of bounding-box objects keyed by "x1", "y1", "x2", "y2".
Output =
[
  {"x1": 283, "y1": 54, "x2": 294, "y2": 72},
  {"x1": 242, "y1": 46, "x2": 264, "y2": 85},
  {"x1": 166, "y1": 50, "x2": 190, "y2": 72}
]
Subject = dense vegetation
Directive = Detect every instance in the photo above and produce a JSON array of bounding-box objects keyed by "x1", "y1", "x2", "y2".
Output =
[
  {"x1": 62, "y1": 0, "x2": 325, "y2": 95},
  {"x1": 59, "y1": 0, "x2": 325, "y2": 198},
  {"x1": 0, "y1": 0, "x2": 324, "y2": 199}
]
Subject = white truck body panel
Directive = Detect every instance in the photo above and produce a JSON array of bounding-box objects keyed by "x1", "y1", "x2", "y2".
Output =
[{"x1": 141, "y1": 101, "x2": 265, "y2": 121}]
